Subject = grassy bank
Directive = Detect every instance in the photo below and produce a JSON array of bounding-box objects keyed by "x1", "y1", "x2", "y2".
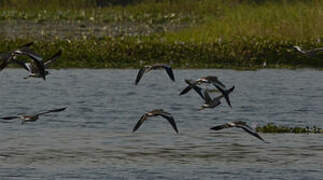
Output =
[
  {"x1": 1, "y1": 36, "x2": 322, "y2": 69},
  {"x1": 0, "y1": 0, "x2": 323, "y2": 68}
]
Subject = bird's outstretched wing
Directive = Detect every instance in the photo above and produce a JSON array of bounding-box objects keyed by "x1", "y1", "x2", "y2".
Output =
[
  {"x1": 0, "y1": 116, "x2": 19, "y2": 120},
  {"x1": 213, "y1": 84, "x2": 235, "y2": 108},
  {"x1": 179, "y1": 79, "x2": 194, "y2": 95},
  {"x1": 0, "y1": 53, "x2": 12, "y2": 71},
  {"x1": 44, "y1": 50, "x2": 62, "y2": 68},
  {"x1": 213, "y1": 94, "x2": 224, "y2": 101},
  {"x1": 210, "y1": 123, "x2": 231, "y2": 131},
  {"x1": 179, "y1": 85, "x2": 193, "y2": 96},
  {"x1": 133, "y1": 110, "x2": 178, "y2": 133},
  {"x1": 135, "y1": 67, "x2": 149, "y2": 85},
  {"x1": 180, "y1": 80, "x2": 204, "y2": 100},
  {"x1": 15, "y1": 50, "x2": 46, "y2": 80},
  {"x1": 162, "y1": 65, "x2": 175, "y2": 82},
  {"x1": 18, "y1": 42, "x2": 34, "y2": 50},
  {"x1": 0, "y1": 60, "x2": 9, "y2": 71},
  {"x1": 237, "y1": 125, "x2": 266, "y2": 142},
  {"x1": 310, "y1": 47, "x2": 323, "y2": 54},
  {"x1": 204, "y1": 89, "x2": 215, "y2": 104},
  {"x1": 0, "y1": 42, "x2": 34, "y2": 71},
  {"x1": 36, "y1": 107, "x2": 67, "y2": 116},
  {"x1": 211, "y1": 79, "x2": 226, "y2": 89},
  {"x1": 132, "y1": 114, "x2": 149, "y2": 132},
  {"x1": 11, "y1": 59, "x2": 31, "y2": 72},
  {"x1": 159, "y1": 112, "x2": 179, "y2": 133}
]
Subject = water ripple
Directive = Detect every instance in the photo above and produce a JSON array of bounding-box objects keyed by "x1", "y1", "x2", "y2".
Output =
[{"x1": 0, "y1": 69, "x2": 323, "y2": 179}]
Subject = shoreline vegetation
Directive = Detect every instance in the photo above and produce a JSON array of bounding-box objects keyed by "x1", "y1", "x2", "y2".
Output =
[{"x1": 1, "y1": 0, "x2": 323, "y2": 69}]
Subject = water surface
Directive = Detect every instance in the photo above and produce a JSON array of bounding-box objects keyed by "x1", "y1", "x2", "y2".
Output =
[{"x1": 0, "y1": 69, "x2": 322, "y2": 179}]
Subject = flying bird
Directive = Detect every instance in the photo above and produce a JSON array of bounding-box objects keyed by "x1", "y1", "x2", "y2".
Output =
[
  {"x1": 293, "y1": 45, "x2": 323, "y2": 57},
  {"x1": 179, "y1": 79, "x2": 205, "y2": 99},
  {"x1": 0, "y1": 42, "x2": 46, "y2": 80},
  {"x1": 0, "y1": 42, "x2": 35, "y2": 71},
  {"x1": 210, "y1": 121, "x2": 267, "y2": 142},
  {"x1": 132, "y1": 109, "x2": 179, "y2": 133},
  {"x1": 195, "y1": 76, "x2": 226, "y2": 88},
  {"x1": 179, "y1": 79, "x2": 233, "y2": 110},
  {"x1": 179, "y1": 76, "x2": 225, "y2": 96},
  {"x1": 13, "y1": 49, "x2": 47, "y2": 80},
  {"x1": 212, "y1": 84, "x2": 235, "y2": 108},
  {"x1": 0, "y1": 107, "x2": 67, "y2": 124},
  {"x1": 135, "y1": 64, "x2": 175, "y2": 85},
  {"x1": 199, "y1": 89, "x2": 224, "y2": 110},
  {"x1": 14, "y1": 50, "x2": 62, "y2": 79}
]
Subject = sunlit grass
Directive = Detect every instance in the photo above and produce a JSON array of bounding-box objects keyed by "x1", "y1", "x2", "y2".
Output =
[
  {"x1": 1, "y1": 0, "x2": 323, "y2": 41},
  {"x1": 0, "y1": 0, "x2": 323, "y2": 68},
  {"x1": 1, "y1": 36, "x2": 322, "y2": 69},
  {"x1": 166, "y1": 1, "x2": 323, "y2": 42}
]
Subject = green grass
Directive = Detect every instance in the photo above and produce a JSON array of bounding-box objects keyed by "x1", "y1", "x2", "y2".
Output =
[
  {"x1": 0, "y1": 0, "x2": 213, "y2": 23},
  {"x1": 1, "y1": 0, "x2": 322, "y2": 40},
  {"x1": 0, "y1": 0, "x2": 323, "y2": 68},
  {"x1": 165, "y1": 1, "x2": 323, "y2": 41},
  {"x1": 1, "y1": 36, "x2": 322, "y2": 69}
]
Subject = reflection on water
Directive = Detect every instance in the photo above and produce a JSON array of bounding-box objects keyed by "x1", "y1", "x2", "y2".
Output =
[{"x1": 0, "y1": 69, "x2": 323, "y2": 179}]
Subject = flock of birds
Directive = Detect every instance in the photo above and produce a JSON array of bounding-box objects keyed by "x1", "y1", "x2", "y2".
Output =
[{"x1": 0, "y1": 42, "x2": 322, "y2": 143}]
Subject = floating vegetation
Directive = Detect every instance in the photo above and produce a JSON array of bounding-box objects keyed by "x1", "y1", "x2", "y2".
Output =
[{"x1": 256, "y1": 123, "x2": 323, "y2": 134}]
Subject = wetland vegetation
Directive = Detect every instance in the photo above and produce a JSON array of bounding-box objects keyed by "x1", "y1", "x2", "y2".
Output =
[
  {"x1": 0, "y1": 0, "x2": 323, "y2": 68},
  {"x1": 256, "y1": 123, "x2": 323, "y2": 133}
]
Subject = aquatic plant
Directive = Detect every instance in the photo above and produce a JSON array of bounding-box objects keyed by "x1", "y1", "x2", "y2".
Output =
[{"x1": 256, "y1": 123, "x2": 323, "y2": 134}]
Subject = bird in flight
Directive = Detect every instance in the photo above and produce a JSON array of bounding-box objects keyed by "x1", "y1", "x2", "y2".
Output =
[
  {"x1": 135, "y1": 64, "x2": 175, "y2": 85},
  {"x1": 293, "y1": 45, "x2": 323, "y2": 57},
  {"x1": 132, "y1": 109, "x2": 179, "y2": 133},
  {"x1": 0, "y1": 107, "x2": 67, "y2": 124},
  {"x1": 199, "y1": 89, "x2": 224, "y2": 110},
  {"x1": 179, "y1": 76, "x2": 225, "y2": 96},
  {"x1": 15, "y1": 50, "x2": 62, "y2": 79},
  {"x1": 210, "y1": 121, "x2": 267, "y2": 143},
  {"x1": 0, "y1": 42, "x2": 34, "y2": 71},
  {"x1": 0, "y1": 42, "x2": 46, "y2": 80},
  {"x1": 179, "y1": 79, "x2": 205, "y2": 99},
  {"x1": 212, "y1": 84, "x2": 235, "y2": 108}
]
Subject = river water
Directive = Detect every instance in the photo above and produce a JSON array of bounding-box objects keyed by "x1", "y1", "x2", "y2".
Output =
[{"x1": 0, "y1": 69, "x2": 322, "y2": 179}]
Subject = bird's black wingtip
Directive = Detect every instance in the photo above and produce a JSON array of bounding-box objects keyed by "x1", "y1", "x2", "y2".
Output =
[
  {"x1": 132, "y1": 127, "x2": 138, "y2": 133},
  {"x1": 210, "y1": 126, "x2": 223, "y2": 131}
]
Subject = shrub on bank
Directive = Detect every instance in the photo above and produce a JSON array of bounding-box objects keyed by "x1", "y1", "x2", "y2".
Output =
[{"x1": 1, "y1": 36, "x2": 322, "y2": 69}]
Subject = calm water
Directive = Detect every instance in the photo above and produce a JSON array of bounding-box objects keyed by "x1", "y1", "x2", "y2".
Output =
[{"x1": 0, "y1": 69, "x2": 322, "y2": 179}]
